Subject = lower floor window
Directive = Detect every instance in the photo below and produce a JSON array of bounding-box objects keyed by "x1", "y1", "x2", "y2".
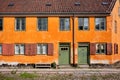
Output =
[
  {"x1": 37, "y1": 44, "x2": 48, "y2": 54},
  {"x1": 15, "y1": 44, "x2": 25, "y2": 55},
  {"x1": 96, "y1": 43, "x2": 106, "y2": 54}
]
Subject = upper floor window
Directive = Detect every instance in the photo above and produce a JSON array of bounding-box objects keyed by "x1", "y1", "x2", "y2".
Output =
[
  {"x1": 38, "y1": 18, "x2": 48, "y2": 31},
  {"x1": 0, "y1": 18, "x2": 3, "y2": 31},
  {"x1": 96, "y1": 43, "x2": 106, "y2": 54},
  {"x1": 60, "y1": 18, "x2": 70, "y2": 31},
  {"x1": 15, "y1": 44, "x2": 25, "y2": 55},
  {"x1": 95, "y1": 17, "x2": 106, "y2": 30},
  {"x1": 15, "y1": 18, "x2": 25, "y2": 31},
  {"x1": 0, "y1": 44, "x2": 2, "y2": 54},
  {"x1": 37, "y1": 43, "x2": 48, "y2": 55},
  {"x1": 78, "y1": 18, "x2": 89, "y2": 30}
]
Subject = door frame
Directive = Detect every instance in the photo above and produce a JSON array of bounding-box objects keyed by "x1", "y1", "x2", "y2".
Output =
[
  {"x1": 78, "y1": 43, "x2": 90, "y2": 65},
  {"x1": 59, "y1": 43, "x2": 71, "y2": 65}
]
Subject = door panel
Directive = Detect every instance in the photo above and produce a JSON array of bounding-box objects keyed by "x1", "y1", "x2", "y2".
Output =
[
  {"x1": 78, "y1": 47, "x2": 88, "y2": 64},
  {"x1": 59, "y1": 44, "x2": 70, "y2": 65}
]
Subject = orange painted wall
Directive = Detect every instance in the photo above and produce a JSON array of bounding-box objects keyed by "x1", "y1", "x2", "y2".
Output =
[{"x1": 111, "y1": 0, "x2": 120, "y2": 63}]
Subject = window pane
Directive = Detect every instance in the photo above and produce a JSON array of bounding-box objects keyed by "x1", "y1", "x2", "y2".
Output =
[
  {"x1": 96, "y1": 44, "x2": 100, "y2": 54},
  {"x1": 37, "y1": 44, "x2": 42, "y2": 54},
  {"x1": 60, "y1": 18, "x2": 70, "y2": 31},
  {"x1": 95, "y1": 18, "x2": 106, "y2": 30},
  {"x1": 0, "y1": 19, "x2": 3, "y2": 31},
  {"x1": 0, "y1": 45, "x2": 2, "y2": 54},
  {"x1": 78, "y1": 18, "x2": 84, "y2": 30},
  {"x1": 20, "y1": 45, "x2": 24, "y2": 54},
  {"x1": 38, "y1": 18, "x2": 42, "y2": 30},
  {"x1": 84, "y1": 18, "x2": 88, "y2": 30},
  {"x1": 38, "y1": 18, "x2": 48, "y2": 31},
  {"x1": 16, "y1": 19, "x2": 20, "y2": 30},
  {"x1": 65, "y1": 18, "x2": 70, "y2": 30},
  {"x1": 101, "y1": 44, "x2": 106, "y2": 53},
  {"x1": 95, "y1": 18, "x2": 100, "y2": 30},
  {"x1": 15, "y1": 45, "x2": 19, "y2": 54},
  {"x1": 42, "y1": 44, "x2": 47, "y2": 54},
  {"x1": 16, "y1": 18, "x2": 25, "y2": 31},
  {"x1": 21, "y1": 18, "x2": 25, "y2": 30},
  {"x1": 60, "y1": 18, "x2": 65, "y2": 30}
]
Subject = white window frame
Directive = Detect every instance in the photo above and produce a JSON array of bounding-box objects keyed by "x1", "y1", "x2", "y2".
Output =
[
  {"x1": 15, "y1": 44, "x2": 25, "y2": 55},
  {"x1": 37, "y1": 44, "x2": 48, "y2": 55},
  {"x1": 37, "y1": 18, "x2": 48, "y2": 31},
  {"x1": 15, "y1": 18, "x2": 25, "y2": 31},
  {"x1": 95, "y1": 17, "x2": 106, "y2": 30},
  {"x1": 78, "y1": 18, "x2": 89, "y2": 30},
  {"x1": 60, "y1": 18, "x2": 70, "y2": 31},
  {"x1": 96, "y1": 43, "x2": 106, "y2": 54}
]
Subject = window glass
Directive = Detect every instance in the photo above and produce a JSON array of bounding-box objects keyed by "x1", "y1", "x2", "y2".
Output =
[
  {"x1": 96, "y1": 43, "x2": 106, "y2": 54},
  {"x1": 15, "y1": 44, "x2": 24, "y2": 55},
  {"x1": 78, "y1": 18, "x2": 89, "y2": 30},
  {"x1": 60, "y1": 18, "x2": 70, "y2": 31},
  {"x1": 0, "y1": 18, "x2": 3, "y2": 31},
  {"x1": 38, "y1": 18, "x2": 48, "y2": 31},
  {"x1": 16, "y1": 18, "x2": 25, "y2": 31},
  {"x1": 15, "y1": 45, "x2": 19, "y2": 54},
  {"x1": 95, "y1": 18, "x2": 106, "y2": 30},
  {"x1": 37, "y1": 44, "x2": 48, "y2": 55}
]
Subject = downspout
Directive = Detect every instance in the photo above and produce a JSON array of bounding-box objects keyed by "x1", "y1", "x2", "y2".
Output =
[{"x1": 72, "y1": 14, "x2": 75, "y2": 66}]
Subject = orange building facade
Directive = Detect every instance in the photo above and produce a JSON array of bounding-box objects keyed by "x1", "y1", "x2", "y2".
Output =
[{"x1": 0, "y1": 0, "x2": 120, "y2": 66}]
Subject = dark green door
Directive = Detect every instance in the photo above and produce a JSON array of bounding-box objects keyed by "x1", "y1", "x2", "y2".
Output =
[
  {"x1": 78, "y1": 46, "x2": 88, "y2": 64},
  {"x1": 59, "y1": 44, "x2": 70, "y2": 65}
]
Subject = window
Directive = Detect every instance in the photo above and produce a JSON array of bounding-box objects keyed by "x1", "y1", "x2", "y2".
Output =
[
  {"x1": 15, "y1": 44, "x2": 25, "y2": 55},
  {"x1": 95, "y1": 17, "x2": 106, "y2": 30},
  {"x1": 0, "y1": 18, "x2": 3, "y2": 31},
  {"x1": 0, "y1": 44, "x2": 2, "y2": 54},
  {"x1": 37, "y1": 44, "x2": 48, "y2": 55},
  {"x1": 114, "y1": 20, "x2": 117, "y2": 33},
  {"x1": 15, "y1": 18, "x2": 25, "y2": 31},
  {"x1": 38, "y1": 18, "x2": 48, "y2": 31},
  {"x1": 78, "y1": 18, "x2": 89, "y2": 30},
  {"x1": 60, "y1": 18, "x2": 70, "y2": 31},
  {"x1": 96, "y1": 43, "x2": 106, "y2": 54}
]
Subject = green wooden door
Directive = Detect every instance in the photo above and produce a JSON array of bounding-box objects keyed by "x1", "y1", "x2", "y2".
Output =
[
  {"x1": 59, "y1": 44, "x2": 70, "y2": 65},
  {"x1": 78, "y1": 47, "x2": 88, "y2": 64}
]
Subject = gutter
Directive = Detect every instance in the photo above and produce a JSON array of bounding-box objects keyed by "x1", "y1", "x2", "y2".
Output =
[
  {"x1": 72, "y1": 14, "x2": 75, "y2": 66},
  {"x1": 0, "y1": 12, "x2": 110, "y2": 17}
]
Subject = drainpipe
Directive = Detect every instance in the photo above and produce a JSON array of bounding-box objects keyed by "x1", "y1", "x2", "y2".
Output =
[{"x1": 72, "y1": 14, "x2": 75, "y2": 66}]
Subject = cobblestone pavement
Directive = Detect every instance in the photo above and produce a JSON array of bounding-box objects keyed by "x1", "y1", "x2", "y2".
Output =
[{"x1": 0, "y1": 69, "x2": 120, "y2": 74}]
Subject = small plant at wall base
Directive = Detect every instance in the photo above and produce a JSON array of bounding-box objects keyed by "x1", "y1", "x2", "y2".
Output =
[{"x1": 51, "y1": 62, "x2": 56, "y2": 68}]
